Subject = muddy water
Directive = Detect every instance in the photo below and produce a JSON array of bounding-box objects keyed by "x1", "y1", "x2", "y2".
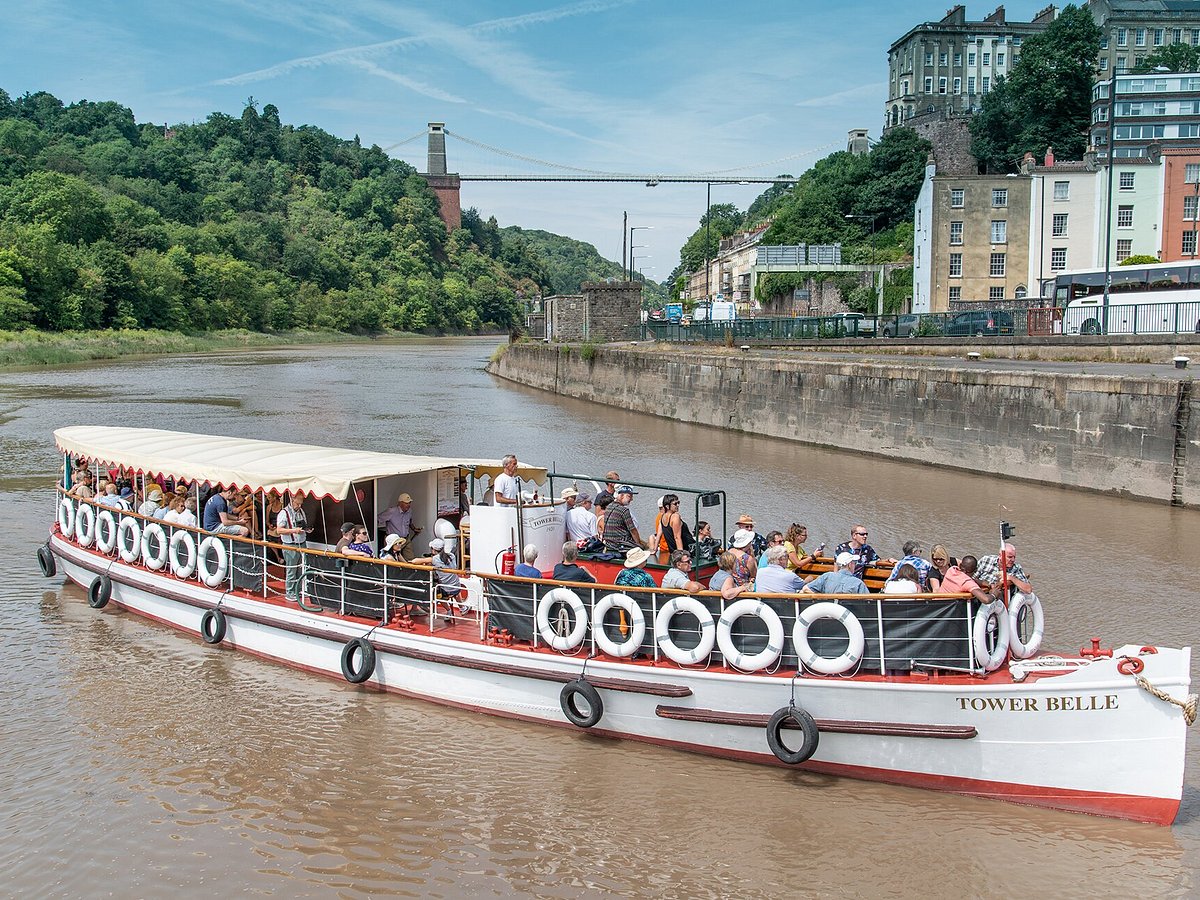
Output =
[{"x1": 1, "y1": 337, "x2": 1196, "y2": 896}]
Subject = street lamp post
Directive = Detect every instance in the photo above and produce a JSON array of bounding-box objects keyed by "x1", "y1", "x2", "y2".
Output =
[
  {"x1": 705, "y1": 182, "x2": 712, "y2": 303},
  {"x1": 1102, "y1": 69, "x2": 1118, "y2": 335},
  {"x1": 845, "y1": 213, "x2": 883, "y2": 316},
  {"x1": 629, "y1": 225, "x2": 652, "y2": 280}
]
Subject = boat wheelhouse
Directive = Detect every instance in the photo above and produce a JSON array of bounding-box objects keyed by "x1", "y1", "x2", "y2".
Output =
[{"x1": 40, "y1": 427, "x2": 1195, "y2": 825}]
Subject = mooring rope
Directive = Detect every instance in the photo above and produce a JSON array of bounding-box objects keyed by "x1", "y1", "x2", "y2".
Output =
[{"x1": 1133, "y1": 674, "x2": 1198, "y2": 726}]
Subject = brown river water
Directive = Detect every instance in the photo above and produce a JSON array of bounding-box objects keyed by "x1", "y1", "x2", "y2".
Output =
[{"x1": 1, "y1": 336, "x2": 1197, "y2": 896}]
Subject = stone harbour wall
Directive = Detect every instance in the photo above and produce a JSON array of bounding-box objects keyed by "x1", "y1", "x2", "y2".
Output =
[{"x1": 489, "y1": 342, "x2": 1200, "y2": 507}]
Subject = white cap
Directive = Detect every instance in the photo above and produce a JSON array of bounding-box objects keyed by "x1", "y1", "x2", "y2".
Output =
[{"x1": 835, "y1": 551, "x2": 860, "y2": 567}]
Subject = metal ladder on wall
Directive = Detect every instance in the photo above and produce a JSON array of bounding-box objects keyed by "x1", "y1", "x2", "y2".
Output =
[{"x1": 1171, "y1": 379, "x2": 1193, "y2": 507}]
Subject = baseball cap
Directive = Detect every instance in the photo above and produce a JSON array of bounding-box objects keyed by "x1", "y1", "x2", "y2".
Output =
[
  {"x1": 616, "y1": 484, "x2": 637, "y2": 495},
  {"x1": 835, "y1": 551, "x2": 860, "y2": 567},
  {"x1": 429, "y1": 538, "x2": 445, "y2": 551}
]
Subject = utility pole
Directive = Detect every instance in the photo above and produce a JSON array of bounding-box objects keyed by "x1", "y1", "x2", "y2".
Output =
[{"x1": 622, "y1": 210, "x2": 628, "y2": 280}]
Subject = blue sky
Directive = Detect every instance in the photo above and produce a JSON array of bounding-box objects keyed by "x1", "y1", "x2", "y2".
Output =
[{"x1": 2, "y1": 1, "x2": 1054, "y2": 275}]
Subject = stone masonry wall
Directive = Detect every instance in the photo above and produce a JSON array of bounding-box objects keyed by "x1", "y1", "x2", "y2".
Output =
[{"x1": 490, "y1": 343, "x2": 1200, "y2": 507}]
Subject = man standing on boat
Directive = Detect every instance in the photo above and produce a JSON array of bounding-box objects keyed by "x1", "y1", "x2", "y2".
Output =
[
  {"x1": 204, "y1": 485, "x2": 249, "y2": 536},
  {"x1": 494, "y1": 454, "x2": 520, "y2": 505},
  {"x1": 974, "y1": 543, "x2": 1032, "y2": 596},
  {"x1": 276, "y1": 491, "x2": 310, "y2": 603},
  {"x1": 594, "y1": 471, "x2": 620, "y2": 508},
  {"x1": 377, "y1": 492, "x2": 420, "y2": 561},
  {"x1": 565, "y1": 492, "x2": 598, "y2": 542},
  {"x1": 603, "y1": 485, "x2": 646, "y2": 553}
]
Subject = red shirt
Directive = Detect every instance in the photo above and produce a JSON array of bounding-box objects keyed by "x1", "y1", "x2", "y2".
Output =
[{"x1": 940, "y1": 566, "x2": 979, "y2": 593}]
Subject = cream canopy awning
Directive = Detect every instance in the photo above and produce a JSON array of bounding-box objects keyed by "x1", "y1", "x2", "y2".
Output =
[{"x1": 55, "y1": 426, "x2": 546, "y2": 500}]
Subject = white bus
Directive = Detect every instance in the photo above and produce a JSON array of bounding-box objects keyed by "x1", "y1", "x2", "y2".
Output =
[{"x1": 1044, "y1": 261, "x2": 1200, "y2": 335}]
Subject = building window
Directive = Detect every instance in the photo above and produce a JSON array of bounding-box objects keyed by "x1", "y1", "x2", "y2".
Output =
[
  {"x1": 949, "y1": 253, "x2": 963, "y2": 277},
  {"x1": 989, "y1": 286, "x2": 1005, "y2": 302},
  {"x1": 925, "y1": 52, "x2": 934, "y2": 65},
  {"x1": 1173, "y1": 28, "x2": 1182, "y2": 44},
  {"x1": 901, "y1": 79, "x2": 909, "y2": 96},
  {"x1": 968, "y1": 76, "x2": 976, "y2": 93},
  {"x1": 1051, "y1": 248, "x2": 1067, "y2": 270},
  {"x1": 997, "y1": 52, "x2": 1006, "y2": 66},
  {"x1": 954, "y1": 53, "x2": 962, "y2": 66},
  {"x1": 1116, "y1": 239, "x2": 1133, "y2": 262},
  {"x1": 983, "y1": 75, "x2": 990, "y2": 93},
  {"x1": 949, "y1": 286, "x2": 961, "y2": 303},
  {"x1": 1117, "y1": 205, "x2": 1133, "y2": 227},
  {"x1": 1053, "y1": 181, "x2": 1070, "y2": 200},
  {"x1": 1119, "y1": 171, "x2": 1135, "y2": 190},
  {"x1": 1186, "y1": 195, "x2": 1199, "y2": 220},
  {"x1": 968, "y1": 51, "x2": 977, "y2": 66},
  {"x1": 992, "y1": 188, "x2": 1007, "y2": 207},
  {"x1": 1154, "y1": 28, "x2": 1164, "y2": 46},
  {"x1": 940, "y1": 52, "x2": 948, "y2": 66},
  {"x1": 1101, "y1": 35, "x2": 1109, "y2": 50},
  {"x1": 1100, "y1": 57, "x2": 1109, "y2": 71},
  {"x1": 950, "y1": 188, "x2": 965, "y2": 207},
  {"x1": 990, "y1": 252, "x2": 1006, "y2": 276},
  {"x1": 939, "y1": 77, "x2": 947, "y2": 94},
  {"x1": 991, "y1": 220, "x2": 1007, "y2": 243},
  {"x1": 949, "y1": 221, "x2": 963, "y2": 244},
  {"x1": 1187, "y1": 163, "x2": 1200, "y2": 183},
  {"x1": 1193, "y1": 29, "x2": 1200, "y2": 45},
  {"x1": 1052, "y1": 213, "x2": 1068, "y2": 236},
  {"x1": 1117, "y1": 27, "x2": 1127, "y2": 47},
  {"x1": 1117, "y1": 55, "x2": 1127, "y2": 72},
  {"x1": 1180, "y1": 124, "x2": 1200, "y2": 138},
  {"x1": 1135, "y1": 28, "x2": 1146, "y2": 47},
  {"x1": 925, "y1": 76, "x2": 933, "y2": 93},
  {"x1": 1184, "y1": 231, "x2": 1198, "y2": 255},
  {"x1": 954, "y1": 77, "x2": 962, "y2": 94},
  {"x1": 983, "y1": 51, "x2": 991, "y2": 65}
]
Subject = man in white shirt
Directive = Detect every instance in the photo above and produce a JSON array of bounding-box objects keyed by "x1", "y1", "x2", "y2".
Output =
[
  {"x1": 565, "y1": 493, "x2": 597, "y2": 542},
  {"x1": 177, "y1": 498, "x2": 198, "y2": 529},
  {"x1": 494, "y1": 454, "x2": 520, "y2": 504}
]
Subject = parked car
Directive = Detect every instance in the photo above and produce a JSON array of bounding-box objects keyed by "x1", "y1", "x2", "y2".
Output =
[
  {"x1": 829, "y1": 312, "x2": 877, "y2": 337},
  {"x1": 648, "y1": 309, "x2": 666, "y2": 321},
  {"x1": 944, "y1": 310, "x2": 1015, "y2": 336},
  {"x1": 881, "y1": 314, "x2": 923, "y2": 338}
]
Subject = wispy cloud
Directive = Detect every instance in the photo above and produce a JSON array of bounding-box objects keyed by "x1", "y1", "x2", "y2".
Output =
[
  {"x1": 345, "y1": 59, "x2": 467, "y2": 104},
  {"x1": 795, "y1": 82, "x2": 886, "y2": 108}
]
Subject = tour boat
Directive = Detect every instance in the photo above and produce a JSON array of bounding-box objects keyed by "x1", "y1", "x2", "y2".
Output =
[{"x1": 40, "y1": 427, "x2": 1195, "y2": 825}]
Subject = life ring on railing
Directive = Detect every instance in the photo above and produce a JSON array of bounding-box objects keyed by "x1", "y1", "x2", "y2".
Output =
[
  {"x1": 591, "y1": 592, "x2": 646, "y2": 658},
  {"x1": 766, "y1": 705, "x2": 820, "y2": 764},
  {"x1": 141, "y1": 522, "x2": 169, "y2": 571},
  {"x1": 973, "y1": 601, "x2": 1011, "y2": 672},
  {"x1": 717, "y1": 598, "x2": 785, "y2": 672},
  {"x1": 559, "y1": 678, "x2": 603, "y2": 728},
  {"x1": 76, "y1": 503, "x2": 96, "y2": 547},
  {"x1": 654, "y1": 596, "x2": 716, "y2": 666},
  {"x1": 197, "y1": 535, "x2": 228, "y2": 587},
  {"x1": 1007, "y1": 591, "x2": 1044, "y2": 659},
  {"x1": 87, "y1": 574, "x2": 112, "y2": 609},
  {"x1": 536, "y1": 588, "x2": 587, "y2": 651},
  {"x1": 95, "y1": 509, "x2": 118, "y2": 554},
  {"x1": 200, "y1": 608, "x2": 227, "y2": 644},
  {"x1": 58, "y1": 498, "x2": 75, "y2": 538},
  {"x1": 169, "y1": 529, "x2": 197, "y2": 579},
  {"x1": 340, "y1": 637, "x2": 376, "y2": 684},
  {"x1": 37, "y1": 545, "x2": 56, "y2": 578},
  {"x1": 793, "y1": 602, "x2": 865, "y2": 675},
  {"x1": 117, "y1": 516, "x2": 142, "y2": 564}
]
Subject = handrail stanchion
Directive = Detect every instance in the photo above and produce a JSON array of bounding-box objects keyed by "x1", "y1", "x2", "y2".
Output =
[
  {"x1": 651, "y1": 592, "x2": 659, "y2": 663},
  {"x1": 876, "y1": 598, "x2": 887, "y2": 675},
  {"x1": 227, "y1": 535, "x2": 234, "y2": 593},
  {"x1": 966, "y1": 600, "x2": 977, "y2": 671},
  {"x1": 382, "y1": 562, "x2": 389, "y2": 623},
  {"x1": 531, "y1": 581, "x2": 539, "y2": 649}
]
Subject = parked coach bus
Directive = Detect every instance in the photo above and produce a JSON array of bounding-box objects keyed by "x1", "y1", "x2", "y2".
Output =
[{"x1": 1046, "y1": 261, "x2": 1200, "y2": 335}]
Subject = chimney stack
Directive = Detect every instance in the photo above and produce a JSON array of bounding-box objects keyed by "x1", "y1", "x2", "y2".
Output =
[{"x1": 1044, "y1": 146, "x2": 1055, "y2": 167}]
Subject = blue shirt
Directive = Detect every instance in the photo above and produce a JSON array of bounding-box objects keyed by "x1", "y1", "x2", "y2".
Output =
[
  {"x1": 754, "y1": 565, "x2": 804, "y2": 594},
  {"x1": 835, "y1": 541, "x2": 879, "y2": 577},
  {"x1": 803, "y1": 570, "x2": 870, "y2": 595},
  {"x1": 514, "y1": 563, "x2": 541, "y2": 578},
  {"x1": 203, "y1": 493, "x2": 228, "y2": 531},
  {"x1": 615, "y1": 568, "x2": 656, "y2": 589},
  {"x1": 889, "y1": 555, "x2": 932, "y2": 588}
]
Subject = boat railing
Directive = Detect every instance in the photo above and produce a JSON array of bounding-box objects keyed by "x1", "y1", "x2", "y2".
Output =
[{"x1": 56, "y1": 492, "x2": 1002, "y2": 674}]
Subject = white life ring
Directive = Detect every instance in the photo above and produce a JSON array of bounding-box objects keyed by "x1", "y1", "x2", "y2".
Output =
[
  {"x1": 141, "y1": 522, "x2": 169, "y2": 571},
  {"x1": 536, "y1": 588, "x2": 587, "y2": 651},
  {"x1": 58, "y1": 497, "x2": 76, "y2": 538},
  {"x1": 1007, "y1": 591, "x2": 1044, "y2": 659},
  {"x1": 973, "y1": 601, "x2": 1011, "y2": 672},
  {"x1": 654, "y1": 596, "x2": 716, "y2": 666},
  {"x1": 793, "y1": 601, "x2": 866, "y2": 675},
  {"x1": 717, "y1": 598, "x2": 785, "y2": 672},
  {"x1": 169, "y1": 529, "x2": 197, "y2": 579},
  {"x1": 591, "y1": 592, "x2": 646, "y2": 658},
  {"x1": 95, "y1": 509, "x2": 118, "y2": 554},
  {"x1": 117, "y1": 515, "x2": 142, "y2": 564},
  {"x1": 197, "y1": 535, "x2": 229, "y2": 587},
  {"x1": 76, "y1": 503, "x2": 96, "y2": 547}
]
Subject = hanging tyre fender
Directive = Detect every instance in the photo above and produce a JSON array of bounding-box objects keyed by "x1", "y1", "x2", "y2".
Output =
[
  {"x1": 75, "y1": 503, "x2": 96, "y2": 548},
  {"x1": 87, "y1": 574, "x2": 112, "y2": 609},
  {"x1": 58, "y1": 497, "x2": 76, "y2": 538},
  {"x1": 793, "y1": 602, "x2": 866, "y2": 675},
  {"x1": 535, "y1": 588, "x2": 587, "y2": 651},
  {"x1": 590, "y1": 592, "x2": 646, "y2": 658},
  {"x1": 141, "y1": 522, "x2": 169, "y2": 571},
  {"x1": 717, "y1": 598, "x2": 785, "y2": 672},
  {"x1": 37, "y1": 545, "x2": 57, "y2": 578},
  {"x1": 169, "y1": 529, "x2": 197, "y2": 579},
  {"x1": 1007, "y1": 591, "x2": 1045, "y2": 659},
  {"x1": 95, "y1": 509, "x2": 118, "y2": 554},
  {"x1": 340, "y1": 636, "x2": 376, "y2": 684},
  {"x1": 973, "y1": 601, "x2": 1011, "y2": 672},
  {"x1": 200, "y1": 608, "x2": 227, "y2": 644},
  {"x1": 117, "y1": 515, "x2": 142, "y2": 564},
  {"x1": 560, "y1": 678, "x2": 603, "y2": 728},
  {"x1": 766, "y1": 705, "x2": 820, "y2": 765},
  {"x1": 197, "y1": 535, "x2": 229, "y2": 588}
]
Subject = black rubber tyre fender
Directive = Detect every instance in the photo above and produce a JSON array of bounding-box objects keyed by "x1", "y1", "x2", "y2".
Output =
[
  {"x1": 37, "y1": 545, "x2": 56, "y2": 578},
  {"x1": 560, "y1": 678, "x2": 603, "y2": 728},
  {"x1": 200, "y1": 608, "x2": 227, "y2": 645},
  {"x1": 87, "y1": 574, "x2": 111, "y2": 609},
  {"x1": 340, "y1": 637, "x2": 376, "y2": 684},
  {"x1": 766, "y1": 705, "x2": 820, "y2": 765}
]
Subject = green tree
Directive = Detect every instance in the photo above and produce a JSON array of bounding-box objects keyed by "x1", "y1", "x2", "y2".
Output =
[{"x1": 1134, "y1": 43, "x2": 1200, "y2": 73}]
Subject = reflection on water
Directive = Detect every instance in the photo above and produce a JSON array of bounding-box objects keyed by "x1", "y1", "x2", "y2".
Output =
[{"x1": 1, "y1": 337, "x2": 1197, "y2": 897}]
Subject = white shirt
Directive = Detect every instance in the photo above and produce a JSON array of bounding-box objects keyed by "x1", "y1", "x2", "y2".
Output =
[
  {"x1": 565, "y1": 506, "x2": 598, "y2": 541},
  {"x1": 178, "y1": 510, "x2": 197, "y2": 528},
  {"x1": 162, "y1": 509, "x2": 182, "y2": 524},
  {"x1": 494, "y1": 472, "x2": 519, "y2": 501}
]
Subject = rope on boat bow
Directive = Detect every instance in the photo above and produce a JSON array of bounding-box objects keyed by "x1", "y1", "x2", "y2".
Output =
[{"x1": 1121, "y1": 656, "x2": 1198, "y2": 726}]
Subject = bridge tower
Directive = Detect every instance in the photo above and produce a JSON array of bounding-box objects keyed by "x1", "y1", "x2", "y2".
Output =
[{"x1": 421, "y1": 123, "x2": 461, "y2": 231}]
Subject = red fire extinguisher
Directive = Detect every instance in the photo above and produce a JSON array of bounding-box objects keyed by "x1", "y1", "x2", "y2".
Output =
[{"x1": 498, "y1": 546, "x2": 516, "y2": 575}]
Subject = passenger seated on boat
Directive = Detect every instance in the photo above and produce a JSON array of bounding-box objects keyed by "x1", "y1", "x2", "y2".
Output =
[
  {"x1": 68, "y1": 470, "x2": 95, "y2": 500},
  {"x1": 835, "y1": 525, "x2": 883, "y2": 578},
  {"x1": 615, "y1": 547, "x2": 656, "y2": 590},
  {"x1": 552, "y1": 541, "x2": 596, "y2": 584},
  {"x1": 138, "y1": 488, "x2": 164, "y2": 519},
  {"x1": 692, "y1": 521, "x2": 721, "y2": 562},
  {"x1": 882, "y1": 564, "x2": 921, "y2": 594},
  {"x1": 731, "y1": 514, "x2": 766, "y2": 557},
  {"x1": 603, "y1": 485, "x2": 646, "y2": 553},
  {"x1": 756, "y1": 531, "x2": 784, "y2": 568},
  {"x1": 565, "y1": 492, "x2": 597, "y2": 542},
  {"x1": 162, "y1": 496, "x2": 185, "y2": 524},
  {"x1": 801, "y1": 552, "x2": 870, "y2": 595},
  {"x1": 178, "y1": 498, "x2": 198, "y2": 529},
  {"x1": 514, "y1": 544, "x2": 541, "y2": 578},
  {"x1": 662, "y1": 549, "x2": 704, "y2": 593},
  {"x1": 939, "y1": 555, "x2": 997, "y2": 604},
  {"x1": 709, "y1": 551, "x2": 752, "y2": 600},
  {"x1": 888, "y1": 542, "x2": 932, "y2": 589},
  {"x1": 203, "y1": 486, "x2": 249, "y2": 537},
  {"x1": 754, "y1": 545, "x2": 805, "y2": 594},
  {"x1": 974, "y1": 543, "x2": 1032, "y2": 595},
  {"x1": 379, "y1": 533, "x2": 405, "y2": 561},
  {"x1": 413, "y1": 538, "x2": 462, "y2": 599},
  {"x1": 927, "y1": 544, "x2": 953, "y2": 591},
  {"x1": 783, "y1": 523, "x2": 824, "y2": 571},
  {"x1": 728, "y1": 529, "x2": 758, "y2": 586},
  {"x1": 343, "y1": 526, "x2": 375, "y2": 558}
]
